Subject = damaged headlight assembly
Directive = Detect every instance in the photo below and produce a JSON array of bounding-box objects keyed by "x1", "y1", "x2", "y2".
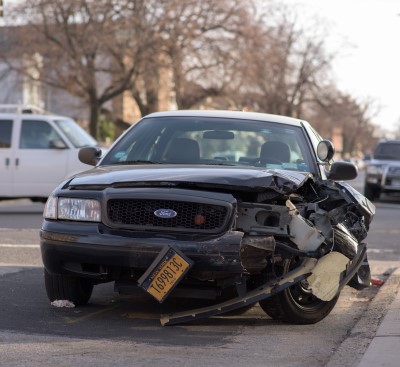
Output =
[{"x1": 44, "y1": 196, "x2": 101, "y2": 222}]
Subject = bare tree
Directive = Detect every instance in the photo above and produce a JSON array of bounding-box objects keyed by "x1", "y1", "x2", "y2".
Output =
[
  {"x1": 2, "y1": 0, "x2": 162, "y2": 138},
  {"x1": 0, "y1": 0, "x2": 379, "y2": 151},
  {"x1": 217, "y1": 1, "x2": 379, "y2": 153},
  {"x1": 310, "y1": 88, "x2": 379, "y2": 155},
  {"x1": 2, "y1": 0, "x2": 254, "y2": 128},
  {"x1": 157, "y1": 0, "x2": 250, "y2": 109},
  {"x1": 227, "y1": 2, "x2": 334, "y2": 117}
]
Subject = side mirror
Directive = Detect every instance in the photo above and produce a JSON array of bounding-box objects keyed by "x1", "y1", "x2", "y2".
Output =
[
  {"x1": 79, "y1": 146, "x2": 102, "y2": 166},
  {"x1": 317, "y1": 140, "x2": 335, "y2": 161},
  {"x1": 327, "y1": 161, "x2": 358, "y2": 181},
  {"x1": 49, "y1": 139, "x2": 67, "y2": 149}
]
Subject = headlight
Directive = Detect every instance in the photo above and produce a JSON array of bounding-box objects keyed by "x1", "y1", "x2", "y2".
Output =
[
  {"x1": 366, "y1": 165, "x2": 383, "y2": 175},
  {"x1": 43, "y1": 196, "x2": 58, "y2": 219},
  {"x1": 43, "y1": 196, "x2": 101, "y2": 222}
]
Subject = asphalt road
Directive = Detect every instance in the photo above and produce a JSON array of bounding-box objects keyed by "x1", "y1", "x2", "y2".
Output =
[
  {"x1": 0, "y1": 265, "x2": 389, "y2": 367},
  {"x1": 1, "y1": 172, "x2": 400, "y2": 366},
  {"x1": 0, "y1": 199, "x2": 44, "y2": 229}
]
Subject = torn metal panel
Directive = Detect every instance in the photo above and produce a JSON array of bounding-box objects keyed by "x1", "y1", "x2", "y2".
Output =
[
  {"x1": 338, "y1": 243, "x2": 369, "y2": 291},
  {"x1": 313, "y1": 180, "x2": 375, "y2": 231},
  {"x1": 240, "y1": 235, "x2": 275, "y2": 273},
  {"x1": 332, "y1": 223, "x2": 359, "y2": 259},
  {"x1": 307, "y1": 251, "x2": 349, "y2": 301},
  {"x1": 286, "y1": 200, "x2": 325, "y2": 252},
  {"x1": 336, "y1": 181, "x2": 376, "y2": 225},
  {"x1": 306, "y1": 204, "x2": 334, "y2": 239},
  {"x1": 236, "y1": 202, "x2": 291, "y2": 236}
]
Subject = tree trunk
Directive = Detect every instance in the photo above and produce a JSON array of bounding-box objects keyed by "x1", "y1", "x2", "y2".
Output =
[{"x1": 89, "y1": 99, "x2": 100, "y2": 139}]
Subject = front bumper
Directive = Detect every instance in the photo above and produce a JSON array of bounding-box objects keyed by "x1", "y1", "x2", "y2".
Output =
[
  {"x1": 382, "y1": 169, "x2": 400, "y2": 192},
  {"x1": 40, "y1": 220, "x2": 245, "y2": 281},
  {"x1": 366, "y1": 166, "x2": 400, "y2": 193}
]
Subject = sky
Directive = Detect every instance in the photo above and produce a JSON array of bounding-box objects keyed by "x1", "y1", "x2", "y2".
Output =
[{"x1": 285, "y1": 0, "x2": 400, "y2": 132}]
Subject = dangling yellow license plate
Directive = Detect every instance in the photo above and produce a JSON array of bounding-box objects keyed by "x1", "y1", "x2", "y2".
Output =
[{"x1": 138, "y1": 246, "x2": 193, "y2": 303}]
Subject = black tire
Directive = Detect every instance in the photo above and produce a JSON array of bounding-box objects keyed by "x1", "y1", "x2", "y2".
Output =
[
  {"x1": 259, "y1": 258, "x2": 339, "y2": 324},
  {"x1": 364, "y1": 183, "x2": 378, "y2": 201},
  {"x1": 44, "y1": 269, "x2": 93, "y2": 306}
]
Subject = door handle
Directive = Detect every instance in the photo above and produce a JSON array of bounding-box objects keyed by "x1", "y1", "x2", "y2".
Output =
[
  {"x1": 15, "y1": 158, "x2": 19, "y2": 167},
  {"x1": 5, "y1": 158, "x2": 10, "y2": 167}
]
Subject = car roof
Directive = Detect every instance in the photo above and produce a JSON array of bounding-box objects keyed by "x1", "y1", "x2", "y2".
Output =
[
  {"x1": 143, "y1": 110, "x2": 304, "y2": 127},
  {"x1": 378, "y1": 140, "x2": 400, "y2": 144},
  {"x1": 0, "y1": 113, "x2": 68, "y2": 120},
  {"x1": 0, "y1": 104, "x2": 69, "y2": 120}
]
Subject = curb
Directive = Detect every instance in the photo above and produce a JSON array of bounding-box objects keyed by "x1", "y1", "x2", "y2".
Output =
[
  {"x1": 357, "y1": 268, "x2": 400, "y2": 367},
  {"x1": 326, "y1": 267, "x2": 400, "y2": 367}
]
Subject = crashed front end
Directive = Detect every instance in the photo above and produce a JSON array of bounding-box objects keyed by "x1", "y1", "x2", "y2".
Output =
[
  {"x1": 41, "y1": 167, "x2": 375, "y2": 325},
  {"x1": 158, "y1": 172, "x2": 374, "y2": 325}
]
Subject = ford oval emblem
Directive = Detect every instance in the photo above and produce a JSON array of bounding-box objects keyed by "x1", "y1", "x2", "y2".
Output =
[{"x1": 154, "y1": 209, "x2": 177, "y2": 218}]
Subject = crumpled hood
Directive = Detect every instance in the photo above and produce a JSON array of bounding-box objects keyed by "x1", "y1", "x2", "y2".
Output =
[{"x1": 68, "y1": 165, "x2": 313, "y2": 193}]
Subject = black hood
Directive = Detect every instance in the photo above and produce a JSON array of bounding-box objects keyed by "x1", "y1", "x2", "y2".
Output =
[{"x1": 68, "y1": 165, "x2": 313, "y2": 194}]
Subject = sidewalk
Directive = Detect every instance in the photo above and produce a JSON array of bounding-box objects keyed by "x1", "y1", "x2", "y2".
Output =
[{"x1": 357, "y1": 267, "x2": 400, "y2": 367}]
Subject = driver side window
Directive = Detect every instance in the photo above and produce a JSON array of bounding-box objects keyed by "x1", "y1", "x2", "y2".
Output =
[{"x1": 19, "y1": 120, "x2": 62, "y2": 149}]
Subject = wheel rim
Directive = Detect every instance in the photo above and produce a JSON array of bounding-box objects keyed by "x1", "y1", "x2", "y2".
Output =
[
  {"x1": 287, "y1": 280, "x2": 327, "y2": 312},
  {"x1": 285, "y1": 258, "x2": 329, "y2": 312}
]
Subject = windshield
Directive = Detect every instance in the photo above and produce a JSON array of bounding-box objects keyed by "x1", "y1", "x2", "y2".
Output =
[
  {"x1": 374, "y1": 142, "x2": 400, "y2": 160},
  {"x1": 101, "y1": 116, "x2": 315, "y2": 173},
  {"x1": 54, "y1": 119, "x2": 97, "y2": 148}
]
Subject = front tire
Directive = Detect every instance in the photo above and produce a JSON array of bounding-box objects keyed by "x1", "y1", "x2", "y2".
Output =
[
  {"x1": 259, "y1": 258, "x2": 339, "y2": 324},
  {"x1": 44, "y1": 270, "x2": 93, "y2": 306}
]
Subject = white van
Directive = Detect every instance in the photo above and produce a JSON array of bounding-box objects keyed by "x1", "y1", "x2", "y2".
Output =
[{"x1": 0, "y1": 105, "x2": 99, "y2": 201}]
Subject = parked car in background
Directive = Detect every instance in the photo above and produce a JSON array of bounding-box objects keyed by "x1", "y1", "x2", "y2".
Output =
[
  {"x1": 341, "y1": 154, "x2": 365, "y2": 171},
  {"x1": 41, "y1": 110, "x2": 374, "y2": 326},
  {"x1": 364, "y1": 140, "x2": 400, "y2": 201},
  {"x1": 0, "y1": 105, "x2": 99, "y2": 202}
]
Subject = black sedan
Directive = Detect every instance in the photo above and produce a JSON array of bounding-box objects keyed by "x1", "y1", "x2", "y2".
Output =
[{"x1": 41, "y1": 110, "x2": 375, "y2": 325}]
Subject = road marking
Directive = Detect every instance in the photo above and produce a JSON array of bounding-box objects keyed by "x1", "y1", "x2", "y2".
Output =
[
  {"x1": 125, "y1": 312, "x2": 159, "y2": 320},
  {"x1": 0, "y1": 244, "x2": 39, "y2": 248},
  {"x1": 63, "y1": 305, "x2": 121, "y2": 324},
  {"x1": 0, "y1": 266, "x2": 24, "y2": 276},
  {"x1": 368, "y1": 249, "x2": 395, "y2": 253},
  {"x1": 369, "y1": 229, "x2": 400, "y2": 235}
]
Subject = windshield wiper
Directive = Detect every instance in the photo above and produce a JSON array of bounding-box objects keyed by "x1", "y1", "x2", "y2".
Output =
[
  {"x1": 204, "y1": 162, "x2": 238, "y2": 166},
  {"x1": 114, "y1": 160, "x2": 161, "y2": 165}
]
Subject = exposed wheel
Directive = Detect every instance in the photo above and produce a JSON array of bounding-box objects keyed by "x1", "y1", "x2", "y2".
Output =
[
  {"x1": 364, "y1": 183, "x2": 378, "y2": 201},
  {"x1": 44, "y1": 269, "x2": 93, "y2": 306},
  {"x1": 259, "y1": 258, "x2": 339, "y2": 324}
]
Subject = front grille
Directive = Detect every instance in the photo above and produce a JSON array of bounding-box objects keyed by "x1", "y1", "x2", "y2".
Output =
[{"x1": 107, "y1": 199, "x2": 228, "y2": 232}]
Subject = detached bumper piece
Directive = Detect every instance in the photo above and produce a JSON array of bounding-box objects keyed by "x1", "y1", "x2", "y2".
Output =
[
  {"x1": 160, "y1": 243, "x2": 369, "y2": 326},
  {"x1": 160, "y1": 257, "x2": 317, "y2": 326}
]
